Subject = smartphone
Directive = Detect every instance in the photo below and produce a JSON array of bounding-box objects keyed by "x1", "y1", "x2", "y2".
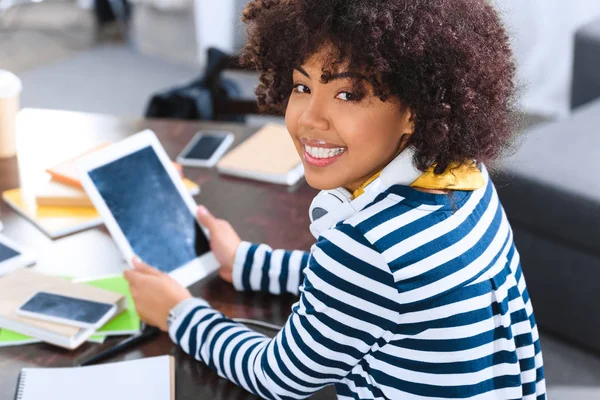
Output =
[
  {"x1": 176, "y1": 131, "x2": 235, "y2": 168},
  {"x1": 17, "y1": 291, "x2": 117, "y2": 329}
]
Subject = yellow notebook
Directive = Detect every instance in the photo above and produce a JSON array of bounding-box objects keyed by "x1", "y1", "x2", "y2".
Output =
[
  {"x1": 216, "y1": 123, "x2": 304, "y2": 186},
  {"x1": 2, "y1": 188, "x2": 102, "y2": 239}
]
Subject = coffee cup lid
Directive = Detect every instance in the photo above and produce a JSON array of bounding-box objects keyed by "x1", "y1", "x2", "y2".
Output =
[{"x1": 0, "y1": 70, "x2": 22, "y2": 98}]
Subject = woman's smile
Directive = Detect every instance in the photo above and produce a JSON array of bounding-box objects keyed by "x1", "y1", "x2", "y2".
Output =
[{"x1": 300, "y1": 137, "x2": 347, "y2": 167}]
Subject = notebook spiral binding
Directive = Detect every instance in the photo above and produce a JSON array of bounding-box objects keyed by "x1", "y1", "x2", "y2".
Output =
[{"x1": 14, "y1": 370, "x2": 27, "y2": 400}]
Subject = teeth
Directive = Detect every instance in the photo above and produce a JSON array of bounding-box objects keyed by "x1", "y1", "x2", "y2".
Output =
[{"x1": 305, "y1": 145, "x2": 345, "y2": 159}]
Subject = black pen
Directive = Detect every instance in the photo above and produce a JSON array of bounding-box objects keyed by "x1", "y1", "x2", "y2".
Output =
[{"x1": 78, "y1": 325, "x2": 161, "y2": 367}]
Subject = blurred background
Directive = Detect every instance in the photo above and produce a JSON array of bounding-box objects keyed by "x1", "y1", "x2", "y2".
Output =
[{"x1": 1, "y1": 0, "x2": 600, "y2": 398}]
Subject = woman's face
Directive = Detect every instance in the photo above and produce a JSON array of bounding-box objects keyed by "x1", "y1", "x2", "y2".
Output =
[{"x1": 285, "y1": 47, "x2": 414, "y2": 192}]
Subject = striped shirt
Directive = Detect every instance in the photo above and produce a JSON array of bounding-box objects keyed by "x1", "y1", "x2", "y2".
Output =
[{"x1": 169, "y1": 166, "x2": 546, "y2": 399}]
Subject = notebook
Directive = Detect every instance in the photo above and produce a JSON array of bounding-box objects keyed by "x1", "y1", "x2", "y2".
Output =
[
  {"x1": 0, "y1": 329, "x2": 106, "y2": 347},
  {"x1": 0, "y1": 269, "x2": 126, "y2": 349},
  {"x1": 216, "y1": 123, "x2": 305, "y2": 186},
  {"x1": 14, "y1": 355, "x2": 175, "y2": 400},
  {"x1": 2, "y1": 188, "x2": 102, "y2": 239},
  {"x1": 35, "y1": 180, "x2": 93, "y2": 207},
  {"x1": 36, "y1": 177, "x2": 200, "y2": 208},
  {"x1": 0, "y1": 329, "x2": 40, "y2": 347},
  {"x1": 45, "y1": 142, "x2": 113, "y2": 188},
  {"x1": 46, "y1": 142, "x2": 185, "y2": 189}
]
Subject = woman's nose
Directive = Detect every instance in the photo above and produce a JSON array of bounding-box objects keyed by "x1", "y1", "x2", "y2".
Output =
[{"x1": 297, "y1": 101, "x2": 330, "y2": 132}]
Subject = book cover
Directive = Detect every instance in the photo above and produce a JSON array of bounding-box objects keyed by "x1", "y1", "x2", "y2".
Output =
[{"x1": 216, "y1": 123, "x2": 304, "y2": 186}]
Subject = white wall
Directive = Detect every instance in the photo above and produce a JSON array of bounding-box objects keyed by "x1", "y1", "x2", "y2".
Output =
[
  {"x1": 194, "y1": 0, "x2": 236, "y2": 66},
  {"x1": 495, "y1": 0, "x2": 600, "y2": 118}
]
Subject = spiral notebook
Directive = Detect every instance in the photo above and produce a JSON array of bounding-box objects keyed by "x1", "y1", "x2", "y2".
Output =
[{"x1": 14, "y1": 355, "x2": 174, "y2": 400}]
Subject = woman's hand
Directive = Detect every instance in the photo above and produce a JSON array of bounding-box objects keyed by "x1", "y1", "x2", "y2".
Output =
[
  {"x1": 196, "y1": 205, "x2": 241, "y2": 284},
  {"x1": 124, "y1": 257, "x2": 192, "y2": 332},
  {"x1": 123, "y1": 205, "x2": 240, "y2": 331}
]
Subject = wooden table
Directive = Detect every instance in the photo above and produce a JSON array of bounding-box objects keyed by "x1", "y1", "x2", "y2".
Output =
[{"x1": 0, "y1": 109, "x2": 333, "y2": 399}]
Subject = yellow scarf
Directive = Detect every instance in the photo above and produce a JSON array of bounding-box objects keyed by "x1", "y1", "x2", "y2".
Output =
[{"x1": 352, "y1": 161, "x2": 485, "y2": 199}]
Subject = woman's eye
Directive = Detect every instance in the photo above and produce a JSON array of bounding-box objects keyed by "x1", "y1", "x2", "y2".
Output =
[
  {"x1": 336, "y1": 92, "x2": 355, "y2": 101},
  {"x1": 293, "y1": 84, "x2": 310, "y2": 94}
]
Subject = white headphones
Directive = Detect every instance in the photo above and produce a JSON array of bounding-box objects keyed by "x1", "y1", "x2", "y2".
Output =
[{"x1": 308, "y1": 147, "x2": 423, "y2": 239}]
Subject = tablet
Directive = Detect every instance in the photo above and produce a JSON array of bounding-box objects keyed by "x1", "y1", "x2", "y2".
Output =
[
  {"x1": 176, "y1": 131, "x2": 234, "y2": 168},
  {"x1": 0, "y1": 234, "x2": 35, "y2": 276},
  {"x1": 17, "y1": 291, "x2": 117, "y2": 330},
  {"x1": 77, "y1": 130, "x2": 219, "y2": 287}
]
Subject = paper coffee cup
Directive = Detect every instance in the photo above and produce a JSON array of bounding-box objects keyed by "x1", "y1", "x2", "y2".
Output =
[{"x1": 0, "y1": 70, "x2": 22, "y2": 159}]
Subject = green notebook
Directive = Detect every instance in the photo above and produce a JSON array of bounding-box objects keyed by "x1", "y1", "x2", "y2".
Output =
[
  {"x1": 80, "y1": 275, "x2": 141, "y2": 336},
  {"x1": 0, "y1": 329, "x2": 39, "y2": 347},
  {"x1": 0, "y1": 329, "x2": 105, "y2": 346}
]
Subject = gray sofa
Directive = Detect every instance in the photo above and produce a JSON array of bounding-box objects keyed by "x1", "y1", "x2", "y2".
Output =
[
  {"x1": 495, "y1": 16, "x2": 600, "y2": 353},
  {"x1": 572, "y1": 17, "x2": 600, "y2": 109},
  {"x1": 494, "y1": 98, "x2": 600, "y2": 353}
]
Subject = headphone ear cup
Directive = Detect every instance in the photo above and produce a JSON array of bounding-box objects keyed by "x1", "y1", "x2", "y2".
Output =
[
  {"x1": 308, "y1": 189, "x2": 354, "y2": 239},
  {"x1": 311, "y1": 207, "x2": 329, "y2": 221},
  {"x1": 308, "y1": 190, "x2": 347, "y2": 223}
]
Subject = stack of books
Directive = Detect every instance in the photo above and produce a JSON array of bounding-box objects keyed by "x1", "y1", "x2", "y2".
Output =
[
  {"x1": 0, "y1": 271, "x2": 141, "y2": 348},
  {"x1": 2, "y1": 142, "x2": 200, "y2": 239}
]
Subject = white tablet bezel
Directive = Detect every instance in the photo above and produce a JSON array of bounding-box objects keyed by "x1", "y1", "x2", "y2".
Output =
[
  {"x1": 77, "y1": 129, "x2": 219, "y2": 288},
  {"x1": 176, "y1": 131, "x2": 234, "y2": 168},
  {"x1": 16, "y1": 291, "x2": 117, "y2": 330},
  {"x1": 0, "y1": 234, "x2": 36, "y2": 276}
]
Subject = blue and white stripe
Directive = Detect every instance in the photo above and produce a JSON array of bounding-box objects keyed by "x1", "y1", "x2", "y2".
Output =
[{"x1": 169, "y1": 166, "x2": 546, "y2": 399}]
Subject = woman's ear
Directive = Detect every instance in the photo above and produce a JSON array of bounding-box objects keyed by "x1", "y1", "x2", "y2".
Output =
[
  {"x1": 398, "y1": 133, "x2": 412, "y2": 152},
  {"x1": 397, "y1": 107, "x2": 415, "y2": 152},
  {"x1": 401, "y1": 107, "x2": 415, "y2": 135}
]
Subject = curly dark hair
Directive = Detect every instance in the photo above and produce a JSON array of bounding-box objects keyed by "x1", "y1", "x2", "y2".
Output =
[{"x1": 240, "y1": 0, "x2": 517, "y2": 173}]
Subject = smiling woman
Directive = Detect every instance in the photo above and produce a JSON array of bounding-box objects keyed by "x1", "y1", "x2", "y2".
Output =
[{"x1": 125, "y1": 1, "x2": 546, "y2": 399}]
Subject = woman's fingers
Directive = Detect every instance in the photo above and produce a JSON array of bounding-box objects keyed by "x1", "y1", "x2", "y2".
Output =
[
  {"x1": 196, "y1": 205, "x2": 218, "y2": 231},
  {"x1": 132, "y1": 256, "x2": 162, "y2": 275}
]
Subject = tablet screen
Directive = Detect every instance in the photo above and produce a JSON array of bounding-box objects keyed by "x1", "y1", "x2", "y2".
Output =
[
  {"x1": 88, "y1": 146, "x2": 210, "y2": 273},
  {"x1": 0, "y1": 242, "x2": 20, "y2": 263},
  {"x1": 182, "y1": 134, "x2": 227, "y2": 160}
]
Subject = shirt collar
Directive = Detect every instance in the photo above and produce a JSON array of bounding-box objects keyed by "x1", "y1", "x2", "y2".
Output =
[{"x1": 352, "y1": 160, "x2": 484, "y2": 199}]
